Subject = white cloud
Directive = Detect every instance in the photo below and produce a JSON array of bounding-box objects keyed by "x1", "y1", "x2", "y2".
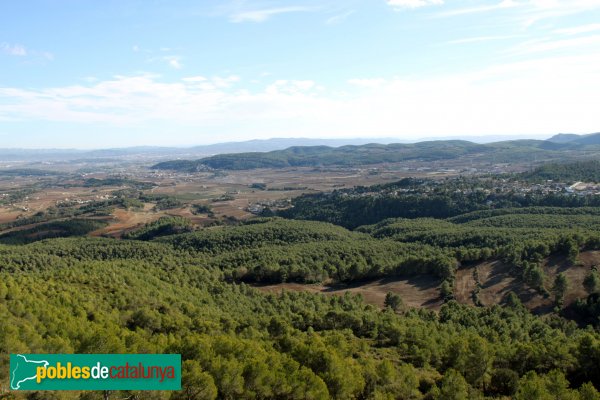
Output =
[
  {"x1": 1, "y1": 53, "x2": 599, "y2": 139},
  {"x1": 387, "y1": 0, "x2": 444, "y2": 9},
  {"x1": 1, "y1": 43, "x2": 27, "y2": 56},
  {"x1": 348, "y1": 78, "x2": 386, "y2": 88},
  {"x1": 212, "y1": 75, "x2": 240, "y2": 88},
  {"x1": 265, "y1": 80, "x2": 316, "y2": 95},
  {"x1": 181, "y1": 75, "x2": 239, "y2": 91},
  {"x1": 182, "y1": 76, "x2": 208, "y2": 82},
  {"x1": 1, "y1": 42, "x2": 53, "y2": 62},
  {"x1": 230, "y1": 6, "x2": 312, "y2": 23},
  {"x1": 163, "y1": 56, "x2": 182, "y2": 69}
]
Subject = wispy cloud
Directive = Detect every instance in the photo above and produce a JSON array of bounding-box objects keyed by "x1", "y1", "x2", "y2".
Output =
[
  {"x1": 325, "y1": 10, "x2": 355, "y2": 25},
  {"x1": 519, "y1": 1, "x2": 600, "y2": 28},
  {"x1": 41, "y1": 52, "x2": 54, "y2": 61},
  {"x1": 554, "y1": 23, "x2": 600, "y2": 36},
  {"x1": 387, "y1": 0, "x2": 444, "y2": 10},
  {"x1": 1, "y1": 42, "x2": 54, "y2": 62},
  {"x1": 434, "y1": 0, "x2": 600, "y2": 57},
  {"x1": 1, "y1": 42, "x2": 27, "y2": 56},
  {"x1": 229, "y1": 6, "x2": 313, "y2": 23},
  {"x1": 435, "y1": 0, "x2": 517, "y2": 17},
  {"x1": 448, "y1": 34, "x2": 523, "y2": 44},
  {"x1": 435, "y1": 0, "x2": 600, "y2": 21},
  {"x1": 142, "y1": 49, "x2": 183, "y2": 69},
  {"x1": 506, "y1": 34, "x2": 600, "y2": 56}
]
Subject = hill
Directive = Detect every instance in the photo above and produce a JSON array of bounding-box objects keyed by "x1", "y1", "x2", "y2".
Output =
[
  {"x1": 547, "y1": 132, "x2": 600, "y2": 145},
  {"x1": 153, "y1": 141, "x2": 491, "y2": 171},
  {"x1": 189, "y1": 137, "x2": 401, "y2": 154},
  {"x1": 3, "y1": 214, "x2": 600, "y2": 398},
  {"x1": 278, "y1": 177, "x2": 600, "y2": 229},
  {"x1": 522, "y1": 160, "x2": 600, "y2": 183},
  {"x1": 152, "y1": 138, "x2": 600, "y2": 171}
]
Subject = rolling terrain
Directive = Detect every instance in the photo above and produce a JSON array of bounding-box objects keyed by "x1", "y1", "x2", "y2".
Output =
[
  {"x1": 2, "y1": 148, "x2": 600, "y2": 398},
  {"x1": 256, "y1": 251, "x2": 600, "y2": 314},
  {"x1": 153, "y1": 135, "x2": 600, "y2": 171}
]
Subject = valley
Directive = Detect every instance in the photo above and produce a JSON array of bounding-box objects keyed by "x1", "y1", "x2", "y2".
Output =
[
  {"x1": 3, "y1": 137, "x2": 600, "y2": 399},
  {"x1": 5, "y1": 1, "x2": 600, "y2": 397}
]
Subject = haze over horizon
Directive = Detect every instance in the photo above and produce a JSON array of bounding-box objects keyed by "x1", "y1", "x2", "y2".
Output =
[
  {"x1": 2, "y1": 0, "x2": 600, "y2": 148},
  {"x1": 0, "y1": 133, "x2": 563, "y2": 151}
]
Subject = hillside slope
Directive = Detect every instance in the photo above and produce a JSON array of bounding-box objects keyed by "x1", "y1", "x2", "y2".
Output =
[
  {"x1": 547, "y1": 132, "x2": 600, "y2": 145},
  {"x1": 152, "y1": 138, "x2": 600, "y2": 171},
  {"x1": 3, "y1": 236, "x2": 600, "y2": 399}
]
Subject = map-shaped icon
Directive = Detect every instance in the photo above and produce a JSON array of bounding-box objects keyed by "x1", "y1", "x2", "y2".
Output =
[{"x1": 10, "y1": 354, "x2": 49, "y2": 390}]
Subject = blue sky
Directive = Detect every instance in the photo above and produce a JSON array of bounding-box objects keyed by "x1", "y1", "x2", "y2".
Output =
[{"x1": 1, "y1": 0, "x2": 600, "y2": 148}]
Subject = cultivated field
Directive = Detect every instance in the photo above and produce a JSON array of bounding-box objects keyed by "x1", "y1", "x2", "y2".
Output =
[{"x1": 0, "y1": 164, "x2": 446, "y2": 237}]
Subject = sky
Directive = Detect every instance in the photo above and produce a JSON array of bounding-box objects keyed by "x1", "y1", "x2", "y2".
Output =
[{"x1": 1, "y1": 0, "x2": 600, "y2": 149}]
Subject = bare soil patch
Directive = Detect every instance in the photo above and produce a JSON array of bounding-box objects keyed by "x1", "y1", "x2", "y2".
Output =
[
  {"x1": 91, "y1": 207, "x2": 163, "y2": 237},
  {"x1": 255, "y1": 275, "x2": 443, "y2": 310},
  {"x1": 454, "y1": 267, "x2": 477, "y2": 306},
  {"x1": 0, "y1": 207, "x2": 23, "y2": 224},
  {"x1": 542, "y1": 251, "x2": 600, "y2": 305},
  {"x1": 263, "y1": 253, "x2": 600, "y2": 313}
]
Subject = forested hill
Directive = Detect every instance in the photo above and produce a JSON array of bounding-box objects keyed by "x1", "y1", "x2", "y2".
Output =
[
  {"x1": 522, "y1": 160, "x2": 600, "y2": 183},
  {"x1": 3, "y1": 234, "x2": 600, "y2": 399},
  {"x1": 3, "y1": 195, "x2": 600, "y2": 398},
  {"x1": 153, "y1": 141, "x2": 489, "y2": 171},
  {"x1": 547, "y1": 132, "x2": 600, "y2": 145},
  {"x1": 279, "y1": 177, "x2": 600, "y2": 229},
  {"x1": 152, "y1": 138, "x2": 600, "y2": 171}
]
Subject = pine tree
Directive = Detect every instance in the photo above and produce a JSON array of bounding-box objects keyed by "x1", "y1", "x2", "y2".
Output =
[
  {"x1": 552, "y1": 273, "x2": 568, "y2": 307},
  {"x1": 384, "y1": 292, "x2": 403, "y2": 312}
]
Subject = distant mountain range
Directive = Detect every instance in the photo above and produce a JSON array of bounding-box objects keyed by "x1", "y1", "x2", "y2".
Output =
[
  {"x1": 1, "y1": 133, "x2": 599, "y2": 164},
  {"x1": 152, "y1": 134, "x2": 600, "y2": 171},
  {"x1": 187, "y1": 138, "x2": 402, "y2": 154},
  {"x1": 0, "y1": 138, "x2": 400, "y2": 162}
]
